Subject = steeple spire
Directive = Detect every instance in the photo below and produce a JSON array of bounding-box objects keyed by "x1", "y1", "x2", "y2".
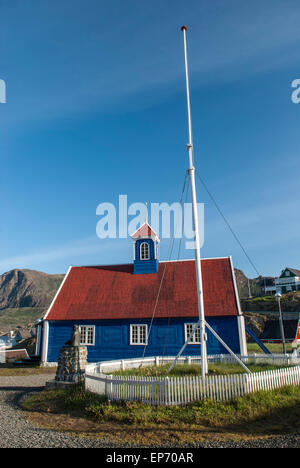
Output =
[
  {"x1": 145, "y1": 202, "x2": 148, "y2": 224},
  {"x1": 130, "y1": 213, "x2": 160, "y2": 275}
]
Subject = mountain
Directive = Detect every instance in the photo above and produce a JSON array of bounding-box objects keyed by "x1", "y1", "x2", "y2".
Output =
[
  {"x1": 234, "y1": 269, "x2": 270, "y2": 299},
  {"x1": 0, "y1": 269, "x2": 64, "y2": 310}
]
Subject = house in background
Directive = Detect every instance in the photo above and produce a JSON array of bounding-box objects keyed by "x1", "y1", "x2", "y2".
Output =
[
  {"x1": 14, "y1": 329, "x2": 35, "y2": 343},
  {"x1": 275, "y1": 268, "x2": 300, "y2": 294},
  {"x1": 38, "y1": 222, "x2": 247, "y2": 365},
  {"x1": 0, "y1": 331, "x2": 17, "y2": 349},
  {"x1": 261, "y1": 277, "x2": 276, "y2": 295}
]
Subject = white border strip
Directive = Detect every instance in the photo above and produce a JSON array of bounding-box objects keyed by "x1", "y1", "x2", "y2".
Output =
[
  {"x1": 41, "y1": 320, "x2": 49, "y2": 363},
  {"x1": 237, "y1": 315, "x2": 248, "y2": 356},
  {"x1": 229, "y1": 256, "x2": 242, "y2": 316},
  {"x1": 229, "y1": 256, "x2": 248, "y2": 356}
]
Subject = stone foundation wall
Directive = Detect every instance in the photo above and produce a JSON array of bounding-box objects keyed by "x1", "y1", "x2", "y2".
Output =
[{"x1": 55, "y1": 345, "x2": 87, "y2": 383}]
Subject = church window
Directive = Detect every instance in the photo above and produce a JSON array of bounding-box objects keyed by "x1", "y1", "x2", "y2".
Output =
[
  {"x1": 79, "y1": 325, "x2": 95, "y2": 345},
  {"x1": 185, "y1": 323, "x2": 201, "y2": 344},
  {"x1": 140, "y1": 242, "x2": 150, "y2": 260},
  {"x1": 130, "y1": 324, "x2": 148, "y2": 345}
]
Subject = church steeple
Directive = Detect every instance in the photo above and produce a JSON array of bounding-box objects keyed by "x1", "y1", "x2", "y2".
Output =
[{"x1": 130, "y1": 216, "x2": 160, "y2": 274}]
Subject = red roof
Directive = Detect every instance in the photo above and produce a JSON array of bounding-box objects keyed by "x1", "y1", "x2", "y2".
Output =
[
  {"x1": 130, "y1": 222, "x2": 159, "y2": 240},
  {"x1": 45, "y1": 258, "x2": 239, "y2": 321}
]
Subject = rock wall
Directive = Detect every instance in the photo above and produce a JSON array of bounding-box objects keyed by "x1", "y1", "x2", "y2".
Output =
[{"x1": 55, "y1": 346, "x2": 87, "y2": 383}]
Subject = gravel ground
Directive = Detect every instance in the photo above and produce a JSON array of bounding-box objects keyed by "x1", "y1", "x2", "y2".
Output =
[
  {"x1": 0, "y1": 374, "x2": 300, "y2": 448},
  {"x1": 0, "y1": 374, "x2": 117, "y2": 448}
]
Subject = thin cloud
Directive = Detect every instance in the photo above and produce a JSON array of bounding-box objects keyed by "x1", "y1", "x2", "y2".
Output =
[{"x1": 0, "y1": 236, "x2": 128, "y2": 274}]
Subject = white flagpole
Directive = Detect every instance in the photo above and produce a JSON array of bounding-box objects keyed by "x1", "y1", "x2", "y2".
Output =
[{"x1": 181, "y1": 26, "x2": 208, "y2": 377}]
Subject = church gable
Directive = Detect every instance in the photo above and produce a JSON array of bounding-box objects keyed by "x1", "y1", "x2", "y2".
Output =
[{"x1": 279, "y1": 268, "x2": 300, "y2": 279}]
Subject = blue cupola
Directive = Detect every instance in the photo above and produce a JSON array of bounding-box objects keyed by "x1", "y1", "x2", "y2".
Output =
[{"x1": 131, "y1": 222, "x2": 160, "y2": 274}]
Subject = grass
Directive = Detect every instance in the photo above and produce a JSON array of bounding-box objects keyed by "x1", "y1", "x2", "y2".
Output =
[
  {"x1": 0, "y1": 363, "x2": 56, "y2": 376},
  {"x1": 0, "y1": 307, "x2": 44, "y2": 329},
  {"x1": 6, "y1": 341, "x2": 299, "y2": 444},
  {"x1": 16, "y1": 356, "x2": 300, "y2": 444},
  {"x1": 110, "y1": 362, "x2": 281, "y2": 377},
  {"x1": 247, "y1": 342, "x2": 293, "y2": 354},
  {"x1": 22, "y1": 382, "x2": 300, "y2": 445},
  {"x1": 245, "y1": 295, "x2": 277, "y2": 303}
]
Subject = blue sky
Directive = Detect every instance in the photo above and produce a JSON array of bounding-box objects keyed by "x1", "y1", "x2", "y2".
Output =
[{"x1": 0, "y1": 0, "x2": 300, "y2": 278}]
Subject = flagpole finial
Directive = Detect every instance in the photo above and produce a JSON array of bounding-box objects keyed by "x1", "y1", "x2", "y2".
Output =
[{"x1": 181, "y1": 25, "x2": 187, "y2": 31}]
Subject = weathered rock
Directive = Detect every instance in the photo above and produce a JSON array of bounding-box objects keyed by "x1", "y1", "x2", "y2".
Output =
[
  {"x1": 244, "y1": 313, "x2": 269, "y2": 341},
  {"x1": 55, "y1": 346, "x2": 87, "y2": 383},
  {"x1": 0, "y1": 269, "x2": 64, "y2": 310}
]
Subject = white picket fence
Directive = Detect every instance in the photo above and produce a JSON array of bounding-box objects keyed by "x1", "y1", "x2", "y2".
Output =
[
  {"x1": 85, "y1": 357, "x2": 300, "y2": 405},
  {"x1": 87, "y1": 353, "x2": 299, "y2": 374}
]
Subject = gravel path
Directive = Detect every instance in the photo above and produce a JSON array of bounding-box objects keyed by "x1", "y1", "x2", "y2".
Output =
[
  {"x1": 0, "y1": 374, "x2": 116, "y2": 448},
  {"x1": 0, "y1": 374, "x2": 300, "y2": 448}
]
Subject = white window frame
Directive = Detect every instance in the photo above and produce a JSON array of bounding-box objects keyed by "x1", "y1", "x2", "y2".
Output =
[
  {"x1": 184, "y1": 323, "x2": 201, "y2": 344},
  {"x1": 130, "y1": 324, "x2": 148, "y2": 345},
  {"x1": 140, "y1": 242, "x2": 150, "y2": 260},
  {"x1": 155, "y1": 241, "x2": 159, "y2": 260},
  {"x1": 79, "y1": 325, "x2": 95, "y2": 346}
]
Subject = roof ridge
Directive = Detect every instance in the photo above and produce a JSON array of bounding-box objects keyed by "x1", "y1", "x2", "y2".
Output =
[{"x1": 69, "y1": 257, "x2": 230, "y2": 269}]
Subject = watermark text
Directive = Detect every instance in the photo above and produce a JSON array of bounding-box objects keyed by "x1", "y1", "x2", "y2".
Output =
[
  {"x1": 291, "y1": 79, "x2": 300, "y2": 104},
  {"x1": 0, "y1": 79, "x2": 6, "y2": 103},
  {"x1": 96, "y1": 195, "x2": 204, "y2": 250}
]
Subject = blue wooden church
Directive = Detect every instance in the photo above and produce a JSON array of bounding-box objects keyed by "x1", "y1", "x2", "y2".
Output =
[{"x1": 38, "y1": 222, "x2": 247, "y2": 364}]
